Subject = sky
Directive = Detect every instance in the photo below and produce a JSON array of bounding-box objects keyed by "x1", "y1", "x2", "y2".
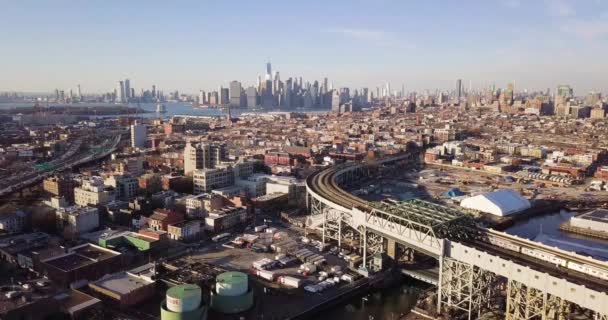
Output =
[{"x1": 1, "y1": 0, "x2": 608, "y2": 95}]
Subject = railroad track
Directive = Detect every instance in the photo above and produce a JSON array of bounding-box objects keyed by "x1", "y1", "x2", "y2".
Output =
[{"x1": 307, "y1": 158, "x2": 608, "y2": 285}]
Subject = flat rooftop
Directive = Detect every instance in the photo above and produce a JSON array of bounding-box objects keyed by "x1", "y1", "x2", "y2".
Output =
[
  {"x1": 577, "y1": 209, "x2": 608, "y2": 223},
  {"x1": 90, "y1": 272, "x2": 154, "y2": 296},
  {"x1": 43, "y1": 244, "x2": 120, "y2": 272},
  {"x1": 55, "y1": 290, "x2": 101, "y2": 314}
]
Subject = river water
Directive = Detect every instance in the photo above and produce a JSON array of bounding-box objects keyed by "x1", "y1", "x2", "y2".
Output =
[
  {"x1": 505, "y1": 210, "x2": 608, "y2": 261},
  {"x1": 0, "y1": 101, "x2": 330, "y2": 118},
  {"x1": 318, "y1": 281, "x2": 422, "y2": 320}
]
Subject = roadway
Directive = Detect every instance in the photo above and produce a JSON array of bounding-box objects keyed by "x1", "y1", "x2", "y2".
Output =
[
  {"x1": 0, "y1": 134, "x2": 121, "y2": 198},
  {"x1": 305, "y1": 156, "x2": 608, "y2": 289}
]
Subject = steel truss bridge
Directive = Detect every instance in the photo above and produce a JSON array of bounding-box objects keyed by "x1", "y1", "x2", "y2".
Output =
[{"x1": 306, "y1": 152, "x2": 608, "y2": 320}]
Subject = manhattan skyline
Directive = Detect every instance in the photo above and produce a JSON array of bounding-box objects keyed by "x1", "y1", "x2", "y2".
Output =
[{"x1": 2, "y1": 0, "x2": 608, "y2": 93}]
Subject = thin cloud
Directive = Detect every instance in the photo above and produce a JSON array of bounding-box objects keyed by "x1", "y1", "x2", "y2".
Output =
[
  {"x1": 544, "y1": 0, "x2": 574, "y2": 17},
  {"x1": 562, "y1": 19, "x2": 608, "y2": 40},
  {"x1": 324, "y1": 27, "x2": 416, "y2": 49},
  {"x1": 502, "y1": 0, "x2": 521, "y2": 8},
  {"x1": 325, "y1": 28, "x2": 388, "y2": 42}
]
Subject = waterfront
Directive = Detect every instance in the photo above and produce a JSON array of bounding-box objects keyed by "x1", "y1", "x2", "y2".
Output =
[
  {"x1": 318, "y1": 280, "x2": 421, "y2": 320},
  {"x1": 0, "y1": 102, "x2": 331, "y2": 118},
  {"x1": 506, "y1": 210, "x2": 608, "y2": 260}
]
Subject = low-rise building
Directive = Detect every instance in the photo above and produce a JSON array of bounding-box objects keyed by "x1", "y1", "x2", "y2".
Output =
[
  {"x1": 74, "y1": 176, "x2": 115, "y2": 207},
  {"x1": 104, "y1": 174, "x2": 138, "y2": 201},
  {"x1": 0, "y1": 208, "x2": 27, "y2": 233},
  {"x1": 146, "y1": 209, "x2": 184, "y2": 232},
  {"x1": 40, "y1": 243, "x2": 122, "y2": 287},
  {"x1": 43, "y1": 175, "x2": 76, "y2": 203},
  {"x1": 204, "y1": 206, "x2": 248, "y2": 232},
  {"x1": 193, "y1": 165, "x2": 235, "y2": 193},
  {"x1": 168, "y1": 220, "x2": 201, "y2": 241},
  {"x1": 88, "y1": 263, "x2": 157, "y2": 308},
  {"x1": 56, "y1": 206, "x2": 99, "y2": 238}
]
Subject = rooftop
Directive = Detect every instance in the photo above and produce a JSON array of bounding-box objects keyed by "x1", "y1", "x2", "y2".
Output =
[
  {"x1": 54, "y1": 290, "x2": 101, "y2": 315},
  {"x1": 90, "y1": 271, "x2": 154, "y2": 296},
  {"x1": 43, "y1": 244, "x2": 120, "y2": 272},
  {"x1": 577, "y1": 209, "x2": 608, "y2": 223}
]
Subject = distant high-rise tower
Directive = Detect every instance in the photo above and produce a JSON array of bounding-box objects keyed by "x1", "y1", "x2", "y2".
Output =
[
  {"x1": 229, "y1": 81, "x2": 244, "y2": 108},
  {"x1": 456, "y1": 79, "x2": 463, "y2": 101},
  {"x1": 246, "y1": 86, "x2": 257, "y2": 108},
  {"x1": 265, "y1": 61, "x2": 272, "y2": 81},
  {"x1": 130, "y1": 120, "x2": 146, "y2": 148},
  {"x1": 76, "y1": 84, "x2": 82, "y2": 102},
  {"x1": 198, "y1": 90, "x2": 206, "y2": 104},
  {"x1": 116, "y1": 81, "x2": 125, "y2": 103},
  {"x1": 219, "y1": 86, "x2": 229, "y2": 105},
  {"x1": 331, "y1": 90, "x2": 341, "y2": 112},
  {"x1": 124, "y1": 79, "x2": 131, "y2": 100}
]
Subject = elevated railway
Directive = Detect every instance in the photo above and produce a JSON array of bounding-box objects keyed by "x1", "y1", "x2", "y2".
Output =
[{"x1": 306, "y1": 154, "x2": 608, "y2": 319}]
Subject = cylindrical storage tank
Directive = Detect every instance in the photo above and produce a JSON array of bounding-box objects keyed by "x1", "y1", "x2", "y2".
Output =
[
  {"x1": 166, "y1": 284, "x2": 202, "y2": 313},
  {"x1": 216, "y1": 272, "x2": 248, "y2": 297}
]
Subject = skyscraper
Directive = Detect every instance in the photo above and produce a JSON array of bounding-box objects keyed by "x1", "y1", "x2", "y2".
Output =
[
  {"x1": 229, "y1": 81, "x2": 244, "y2": 108},
  {"x1": 219, "y1": 87, "x2": 229, "y2": 105},
  {"x1": 456, "y1": 79, "x2": 463, "y2": 101},
  {"x1": 265, "y1": 61, "x2": 272, "y2": 81},
  {"x1": 198, "y1": 90, "x2": 207, "y2": 104},
  {"x1": 124, "y1": 79, "x2": 131, "y2": 100},
  {"x1": 331, "y1": 90, "x2": 341, "y2": 112},
  {"x1": 116, "y1": 81, "x2": 125, "y2": 103},
  {"x1": 77, "y1": 84, "x2": 82, "y2": 102},
  {"x1": 246, "y1": 86, "x2": 257, "y2": 108},
  {"x1": 130, "y1": 121, "x2": 146, "y2": 148}
]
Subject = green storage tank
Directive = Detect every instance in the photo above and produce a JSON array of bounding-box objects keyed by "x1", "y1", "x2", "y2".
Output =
[
  {"x1": 161, "y1": 284, "x2": 207, "y2": 320},
  {"x1": 210, "y1": 272, "x2": 254, "y2": 314}
]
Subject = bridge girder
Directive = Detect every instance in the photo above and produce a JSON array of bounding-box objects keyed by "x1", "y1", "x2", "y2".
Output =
[
  {"x1": 439, "y1": 257, "x2": 496, "y2": 320},
  {"x1": 506, "y1": 279, "x2": 571, "y2": 320}
]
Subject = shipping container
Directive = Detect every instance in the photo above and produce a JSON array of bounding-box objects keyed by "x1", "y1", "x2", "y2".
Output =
[
  {"x1": 256, "y1": 269, "x2": 276, "y2": 281},
  {"x1": 278, "y1": 276, "x2": 302, "y2": 288}
]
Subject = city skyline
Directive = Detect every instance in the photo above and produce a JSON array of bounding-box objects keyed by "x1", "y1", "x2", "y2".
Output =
[{"x1": 2, "y1": 0, "x2": 608, "y2": 94}]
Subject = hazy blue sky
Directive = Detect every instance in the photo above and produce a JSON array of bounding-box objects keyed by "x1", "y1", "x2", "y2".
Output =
[{"x1": 2, "y1": 0, "x2": 607, "y2": 94}]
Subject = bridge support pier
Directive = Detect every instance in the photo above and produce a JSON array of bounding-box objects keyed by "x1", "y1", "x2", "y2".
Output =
[
  {"x1": 360, "y1": 228, "x2": 384, "y2": 269},
  {"x1": 506, "y1": 279, "x2": 570, "y2": 320},
  {"x1": 387, "y1": 239, "x2": 396, "y2": 260},
  {"x1": 595, "y1": 313, "x2": 608, "y2": 320},
  {"x1": 439, "y1": 258, "x2": 495, "y2": 320}
]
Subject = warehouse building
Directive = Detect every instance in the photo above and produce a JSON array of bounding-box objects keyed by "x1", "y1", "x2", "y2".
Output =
[
  {"x1": 40, "y1": 243, "x2": 122, "y2": 287},
  {"x1": 460, "y1": 189, "x2": 531, "y2": 216},
  {"x1": 570, "y1": 209, "x2": 608, "y2": 233},
  {"x1": 88, "y1": 263, "x2": 157, "y2": 307}
]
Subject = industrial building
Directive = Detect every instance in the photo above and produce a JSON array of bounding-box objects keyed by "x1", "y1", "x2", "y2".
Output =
[
  {"x1": 570, "y1": 209, "x2": 608, "y2": 233},
  {"x1": 40, "y1": 243, "x2": 122, "y2": 287},
  {"x1": 210, "y1": 271, "x2": 253, "y2": 314},
  {"x1": 460, "y1": 189, "x2": 531, "y2": 216},
  {"x1": 161, "y1": 284, "x2": 207, "y2": 320},
  {"x1": 88, "y1": 263, "x2": 157, "y2": 307},
  {"x1": 81, "y1": 228, "x2": 163, "y2": 252}
]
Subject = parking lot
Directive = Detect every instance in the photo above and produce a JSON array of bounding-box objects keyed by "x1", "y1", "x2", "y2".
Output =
[{"x1": 188, "y1": 223, "x2": 361, "y2": 291}]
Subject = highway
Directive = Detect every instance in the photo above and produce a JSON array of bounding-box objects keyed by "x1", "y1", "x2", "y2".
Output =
[
  {"x1": 305, "y1": 155, "x2": 608, "y2": 289},
  {"x1": 0, "y1": 134, "x2": 121, "y2": 198}
]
